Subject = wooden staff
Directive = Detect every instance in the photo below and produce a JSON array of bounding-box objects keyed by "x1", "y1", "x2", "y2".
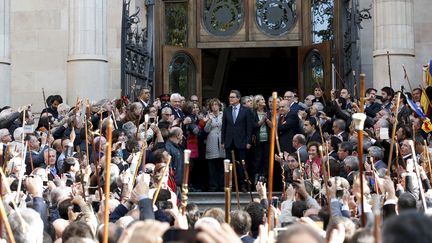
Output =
[
  {"x1": 408, "y1": 140, "x2": 428, "y2": 212},
  {"x1": 152, "y1": 155, "x2": 172, "y2": 205},
  {"x1": 386, "y1": 92, "x2": 402, "y2": 176},
  {"x1": 0, "y1": 195, "x2": 16, "y2": 243},
  {"x1": 0, "y1": 167, "x2": 26, "y2": 228},
  {"x1": 224, "y1": 159, "x2": 231, "y2": 223},
  {"x1": 73, "y1": 96, "x2": 80, "y2": 129},
  {"x1": 370, "y1": 157, "x2": 381, "y2": 196},
  {"x1": 241, "y1": 160, "x2": 253, "y2": 201},
  {"x1": 423, "y1": 141, "x2": 432, "y2": 182},
  {"x1": 98, "y1": 114, "x2": 103, "y2": 162},
  {"x1": 297, "y1": 150, "x2": 304, "y2": 177},
  {"x1": 27, "y1": 143, "x2": 34, "y2": 172},
  {"x1": 181, "y1": 149, "x2": 191, "y2": 215},
  {"x1": 352, "y1": 113, "x2": 367, "y2": 227},
  {"x1": 111, "y1": 111, "x2": 118, "y2": 130},
  {"x1": 103, "y1": 119, "x2": 113, "y2": 243},
  {"x1": 319, "y1": 146, "x2": 332, "y2": 217},
  {"x1": 231, "y1": 151, "x2": 240, "y2": 210},
  {"x1": 275, "y1": 126, "x2": 286, "y2": 199},
  {"x1": 87, "y1": 100, "x2": 103, "y2": 198},
  {"x1": 395, "y1": 143, "x2": 401, "y2": 181},
  {"x1": 267, "y1": 92, "x2": 278, "y2": 232},
  {"x1": 132, "y1": 141, "x2": 147, "y2": 186},
  {"x1": 402, "y1": 64, "x2": 414, "y2": 92},
  {"x1": 84, "y1": 114, "x2": 90, "y2": 170},
  {"x1": 15, "y1": 142, "x2": 28, "y2": 203},
  {"x1": 359, "y1": 74, "x2": 365, "y2": 112},
  {"x1": 387, "y1": 51, "x2": 393, "y2": 88}
]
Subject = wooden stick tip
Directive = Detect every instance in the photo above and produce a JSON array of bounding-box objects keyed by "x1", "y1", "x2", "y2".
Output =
[
  {"x1": 224, "y1": 159, "x2": 230, "y2": 172},
  {"x1": 360, "y1": 73, "x2": 366, "y2": 78},
  {"x1": 272, "y1": 92, "x2": 278, "y2": 98}
]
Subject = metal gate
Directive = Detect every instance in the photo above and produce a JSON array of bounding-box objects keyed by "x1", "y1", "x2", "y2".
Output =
[{"x1": 120, "y1": 0, "x2": 154, "y2": 101}]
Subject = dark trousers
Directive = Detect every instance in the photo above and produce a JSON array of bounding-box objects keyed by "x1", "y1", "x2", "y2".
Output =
[
  {"x1": 207, "y1": 158, "x2": 224, "y2": 191},
  {"x1": 254, "y1": 141, "x2": 269, "y2": 178},
  {"x1": 225, "y1": 147, "x2": 246, "y2": 189}
]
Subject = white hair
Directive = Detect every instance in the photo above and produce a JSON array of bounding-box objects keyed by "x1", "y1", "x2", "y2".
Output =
[
  {"x1": 9, "y1": 208, "x2": 44, "y2": 243},
  {"x1": 170, "y1": 93, "x2": 181, "y2": 101}
]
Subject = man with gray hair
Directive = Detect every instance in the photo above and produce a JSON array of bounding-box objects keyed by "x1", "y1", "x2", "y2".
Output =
[
  {"x1": 8, "y1": 208, "x2": 44, "y2": 243},
  {"x1": 0, "y1": 128, "x2": 12, "y2": 144},
  {"x1": 368, "y1": 146, "x2": 386, "y2": 170},
  {"x1": 292, "y1": 134, "x2": 308, "y2": 164},
  {"x1": 165, "y1": 127, "x2": 184, "y2": 186},
  {"x1": 333, "y1": 119, "x2": 348, "y2": 141},
  {"x1": 230, "y1": 210, "x2": 254, "y2": 243},
  {"x1": 169, "y1": 93, "x2": 185, "y2": 120},
  {"x1": 343, "y1": 155, "x2": 359, "y2": 185}
]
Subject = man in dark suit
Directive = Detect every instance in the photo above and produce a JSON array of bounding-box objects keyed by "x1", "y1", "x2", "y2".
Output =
[
  {"x1": 292, "y1": 134, "x2": 308, "y2": 164},
  {"x1": 332, "y1": 119, "x2": 348, "y2": 141},
  {"x1": 221, "y1": 90, "x2": 253, "y2": 191},
  {"x1": 303, "y1": 117, "x2": 322, "y2": 145},
  {"x1": 364, "y1": 88, "x2": 381, "y2": 118},
  {"x1": 136, "y1": 87, "x2": 151, "y2": 114},
  {"x1": 278, "y1": 99, "x2": 300, "y2": 153}
]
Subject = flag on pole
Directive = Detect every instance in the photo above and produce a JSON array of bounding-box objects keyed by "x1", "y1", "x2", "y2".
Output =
[
  {"x1": 404, "y1": 92, "x2": 432, "y2": 133},
  {"x1": 421, "y1": 60, "x2": 432, "y2": 117}
]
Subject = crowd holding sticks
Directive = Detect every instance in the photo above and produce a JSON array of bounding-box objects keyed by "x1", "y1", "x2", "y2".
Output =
[{"x1": 3, "y1": 67, "x2": 432, "y2": 242}]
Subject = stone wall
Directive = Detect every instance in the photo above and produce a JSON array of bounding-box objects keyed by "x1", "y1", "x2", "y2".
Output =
[{"x1": 9, "y1": 0, "x2": 122, "y2": 112}]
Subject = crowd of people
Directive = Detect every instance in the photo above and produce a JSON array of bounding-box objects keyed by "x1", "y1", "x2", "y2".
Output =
[{"x1": 1, "y1": 83, "x2": 432, "y2": 243}]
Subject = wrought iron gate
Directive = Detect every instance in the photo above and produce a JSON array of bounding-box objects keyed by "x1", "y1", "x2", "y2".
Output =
[{"x1": 120, "y1": 0, "x2": 154, "y2": 101}]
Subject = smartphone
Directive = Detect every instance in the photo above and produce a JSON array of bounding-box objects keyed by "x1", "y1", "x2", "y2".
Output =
[
  {"x1": 162, "y1": 229, "x2": 199, "y2": 243},
  {"x1": 271, "y1": 196, "x2": 280, "y2": 208},
  {"x1": 149, "y1": 117, "x2": 155, "y2": 124}
]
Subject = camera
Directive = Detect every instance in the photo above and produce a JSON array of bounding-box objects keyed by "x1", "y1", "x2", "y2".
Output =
[
  {"x1": 255, "y1": 175, "x2": 267, "y2": 185},
  {"x1": 149, "y1": 117, "x2": 155, "y2": 124}
]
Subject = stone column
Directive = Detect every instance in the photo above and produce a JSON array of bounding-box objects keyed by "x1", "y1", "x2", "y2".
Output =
[
  {"x1": 0, "y1": 0, "x2": 10, "y2": 106},
  {"x1": 373, "y1": 0, "x2": 415, "y2": 90},
  {"x1": 67, "y1": 0, "x2": 108, "y2": 104}
]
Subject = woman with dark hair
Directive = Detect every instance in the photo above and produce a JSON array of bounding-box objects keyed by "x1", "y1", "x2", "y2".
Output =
[{"x1": 305, "y1": 142, "x2": 322, "y2": 180}]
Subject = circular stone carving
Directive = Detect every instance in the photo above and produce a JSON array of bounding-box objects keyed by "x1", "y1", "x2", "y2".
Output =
[
  {"x1": 256, "y1": 0, "x2": 296, "y2": 36},
  {"x1": 203, "y1": 0, "x2": 244, "y2": 37}
]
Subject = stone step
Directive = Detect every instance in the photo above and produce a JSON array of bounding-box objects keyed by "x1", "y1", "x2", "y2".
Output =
[{"x1": 187, "y1": 191, "x2": 282, "y2": 211}]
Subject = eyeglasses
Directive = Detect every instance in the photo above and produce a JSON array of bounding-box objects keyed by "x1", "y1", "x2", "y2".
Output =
[{"x1": 284, "y1": 96, "x2": 293, "y2": 99}]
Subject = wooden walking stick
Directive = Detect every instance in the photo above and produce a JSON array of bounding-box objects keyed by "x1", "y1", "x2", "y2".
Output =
[
  {"x1": 352, "y1": 112, "x2": 367, "y2": 227},
  {"x1": 424, "y1": 141, "x2": 432, "y2": 182},
  {"x1": 180, "y1": 149, "x2": 191, "y2": 215},
  {"x1": 319, "y1": 146, "x2": 332, "y2": 217},
  {"x1": 241, "y1": 160, "x2": 253, "y2": 201},
  {"x1": 132, "y1": 142, "x2": 147, "y2": 186},
  {"x1": 152, "y1": 155, "x2": 171, "y2": 205},
  {"x1": 275, "y1": 126, "x2": 286, "y2": 199},
  {"x1": 297, "y1": 150, "x2": 304, "y2": 178},
  {"x1": 387, "y1": 51, "x2": 393, "y2": 88},
  {"x1": 103, "y1": 119, "x2": 113, "y2": 243},
  {"x1": 267, "y1": 92, "x2": 278, "y2": 232},
  {"x1": 87, "y1": 100, "x2": 103, "y2": 198},
  {"x1": 409, "y1": 140, "x2": 428, "y2": 212},
  {"x1": 27, "y1": 143, "x2": 34, "y2": 172},
  {"x1": 224, "y1": 159, "x2": 231, "y2": 223},
  {"x1": 231, "y1": 150, "x2": 241, "y2": 210},
  {"x1": 0, "y1": 195, "x2": 16, "y2": 243},
  {"x1": 386, "y1": 92, "x2": 402, "y2": 176}
]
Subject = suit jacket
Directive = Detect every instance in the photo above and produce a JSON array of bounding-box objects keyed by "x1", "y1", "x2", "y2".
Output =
[
  {"x1": 297, "y1": 145, "x2": 308, "y2": 164},
  {"x1": 221, "y1": 105, "x2": 253, "y2": 149},
  {"x1": 398, "y1": 105, "x2": 411, "y2": 125},
  {"x1": 278, "y1": 111, "x2": 300, "y2": 153},
  {"x1": 306, "y1": 130, "x2": 322, "y2": 145},
  {"x1": 365, "y1": 102, "x2": 381, "y2": 118},
  {"x1": 241, "y1": 235, "x2": 255, "y2": 243}
]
